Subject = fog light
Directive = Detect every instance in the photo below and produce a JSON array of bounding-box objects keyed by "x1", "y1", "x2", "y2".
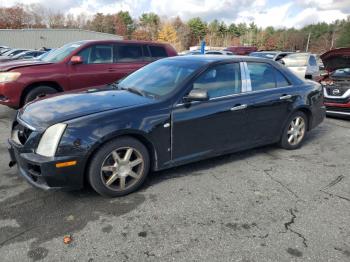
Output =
[{"x1": 56, "y1": 161, "x2": 77, "y2": 168}]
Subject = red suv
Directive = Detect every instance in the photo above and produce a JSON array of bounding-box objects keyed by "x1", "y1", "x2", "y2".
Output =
[
  {"x1": 224, "y1": 46, "x2": 257, "y2": 55},
  {"x1": 0, "y1": 40, "x2": 177, "y2": 108}
]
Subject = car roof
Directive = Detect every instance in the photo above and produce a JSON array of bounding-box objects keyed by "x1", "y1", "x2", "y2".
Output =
[
  {"x1": 76, "y1": 39, "x2": 171, "y2": 46},
  {"x1": 166, "y1": 54, "x2": 275, "y2": 64}
]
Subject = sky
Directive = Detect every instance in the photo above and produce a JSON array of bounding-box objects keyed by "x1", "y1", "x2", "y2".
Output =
[{"x1": 1, "y1": 0, "x2": 349, "y2": 28}]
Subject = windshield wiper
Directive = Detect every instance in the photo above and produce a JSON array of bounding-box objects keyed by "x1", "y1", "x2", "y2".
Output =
[
  {"x1": 107, "y1": 82, "x2": 119, "y2": 89},
  {"x1": 120, "y1": 87, "x2": 145, "y2": 97}
]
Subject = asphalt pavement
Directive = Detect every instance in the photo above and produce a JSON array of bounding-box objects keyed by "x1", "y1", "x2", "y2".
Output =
[{"x1": 0, "y1": 105, "x2": 349, "y2": 262}]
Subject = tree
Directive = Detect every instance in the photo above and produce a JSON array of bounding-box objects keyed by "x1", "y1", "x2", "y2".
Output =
[
  {"x1": 115, "y1": 15, "x2": 127, "y2": 37},
  {"x1": 90, "y1": 13, "x2": 104, "y2": 32},
  {"x1": 48, "y1": 11, "x2": 65, "y2": 28},
  {"x1": 0, "y1": 5, "x2": 31, "y2": 29},
  {"x1": 102, "y1": 14, "x2": 115, "y2": 34},
  {"x1": 139, "y1": 12, "x2": 160, "y2": 40},
  {"x1": 131, "y1": 29, "x2": 150, "y2": 41},
  {"x1": 187, "y1": 17, "x2": 207, "y2": 45},
  {"x1": 172, "y1": 17, "x2": 191, "y2": 51},
  {"x1": 115, "y1": 11, "x2": 134, "y2": 38},
  {"x1": 158, "y1": 23, "x2": 178, "y2": 45},
  {"x1": 66, "y1": 14, "x2": 77, "y2": 28},
  {"x1": 336, "y1": 20, "x2": 350, "y2": 47}
]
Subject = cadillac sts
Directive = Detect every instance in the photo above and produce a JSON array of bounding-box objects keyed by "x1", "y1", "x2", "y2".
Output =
[{"x1": 8, "y1": 56, "x2": 326, "y2": 197}]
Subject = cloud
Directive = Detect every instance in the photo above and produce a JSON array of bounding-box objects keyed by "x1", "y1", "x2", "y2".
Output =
[
  {"x1": 296, "y1": 0, "x2": 350, "y2": 12},
  {"x1": 1, "y1": 0, "x2": 349, "y2": 28}
]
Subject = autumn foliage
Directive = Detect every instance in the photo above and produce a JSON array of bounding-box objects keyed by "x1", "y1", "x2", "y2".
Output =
[{"x1": 1, "y1": 4, "x2": 350, "y2": 52}]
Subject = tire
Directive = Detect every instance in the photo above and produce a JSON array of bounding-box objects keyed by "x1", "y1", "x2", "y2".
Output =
[
  {"x1": 279, "y1": 111, "x2": 308, "y2": 150},
  {"x1": 88, "y1": 137, "x2": 150, "y2": 197},
  {"x1": 24, "y1": 86, "x2": 58, "y2": 105}
]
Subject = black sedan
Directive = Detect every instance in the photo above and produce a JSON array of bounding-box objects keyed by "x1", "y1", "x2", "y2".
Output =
[{"x1": 8, "y1": 56, "x2": 326, "y2": 197}]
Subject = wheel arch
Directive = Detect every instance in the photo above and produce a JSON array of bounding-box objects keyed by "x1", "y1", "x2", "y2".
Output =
[
  {"x1": 294, "y1": 106, "x2": 312, "y2": 131},
  {"x1": 20, "y1": 81, "x2": 63, "y2": 107},
  {"x1": 82, "y1": 131, "x2": 158, "y2": 186}
]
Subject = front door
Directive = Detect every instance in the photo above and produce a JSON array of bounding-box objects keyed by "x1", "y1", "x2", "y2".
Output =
[
  {"x1": 171, "y1": 62, "x2": 252, "y2": 163},
  {"x1": 68, "y1": 44, "x2": 116, "y2": 90}
]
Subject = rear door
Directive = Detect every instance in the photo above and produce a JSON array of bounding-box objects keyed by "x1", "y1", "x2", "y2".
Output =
[
  {"x1": 243, "y1": 62, "x2": 296, "y2": 144},
  {"x1": 68, "y1": 43, "x2": 115, "y2": 89},
  {"x1": 112, "y1": 44, "x2": 149, "y2": 80}
]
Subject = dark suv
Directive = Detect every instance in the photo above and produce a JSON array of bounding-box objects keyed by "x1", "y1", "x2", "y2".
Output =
[{"x1": 0, "y1": 40, "x2": 177, "y2": 108}]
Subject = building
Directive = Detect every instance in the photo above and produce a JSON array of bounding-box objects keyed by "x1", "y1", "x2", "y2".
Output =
[{"x1": 0, "y1": 29, "x2": 123, "y2": 49}]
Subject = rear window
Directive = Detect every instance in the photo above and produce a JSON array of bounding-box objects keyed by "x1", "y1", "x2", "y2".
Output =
[{"x1": 149, "y1": 46, "x2": 168, "y2": 59}]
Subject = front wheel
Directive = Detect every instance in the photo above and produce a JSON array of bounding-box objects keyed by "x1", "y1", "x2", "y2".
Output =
[
  {"x1": 279, "y1": 111, "x2": 308, "y2": 150},
  {"x1": 88, "y1": 137, "x2": 150, "y2": 197},
  {"x1": 24, "y1": 86, "x2": 58, "y2": 105}
]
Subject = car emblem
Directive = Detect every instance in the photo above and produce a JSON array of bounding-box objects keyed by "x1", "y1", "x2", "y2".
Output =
[{"x1": 332, "y1": 89, "x2": 340, "y2": 95}]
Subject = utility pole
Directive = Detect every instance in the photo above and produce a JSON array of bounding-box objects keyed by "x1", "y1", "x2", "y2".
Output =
[{"x1": 306, "y1": 32, "x2": 311, "y2": 52}]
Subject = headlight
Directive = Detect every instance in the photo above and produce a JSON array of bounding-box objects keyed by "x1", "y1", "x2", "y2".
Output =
[
  {"x1": 0, "y1": 72, "x2": 21, "y2": 83},
  {"x1": 36, "y1": 123, "x2": 67, "y2": 157}
]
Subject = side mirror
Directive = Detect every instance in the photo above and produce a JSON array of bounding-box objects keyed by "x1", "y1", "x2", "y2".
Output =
[
  {"x1": 184, "y1": 89, "x2": 209, "y2": 102},
  {"x1": 70, "y1": 55, "x2": 83, "y2": 65},
  {"x1": 279, "y1": 59, "x2": 285, "y2": 65}
]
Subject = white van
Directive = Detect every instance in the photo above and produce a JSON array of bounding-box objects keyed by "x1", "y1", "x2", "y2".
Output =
[{"x1": 282, "y1": 53, "x2": 320, "y2": 80}]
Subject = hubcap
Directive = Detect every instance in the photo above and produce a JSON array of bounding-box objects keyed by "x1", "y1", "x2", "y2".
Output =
[
  {"x1": 287, "y1": 116, "x2": 306, "y2": 146},
  {"x1": 100, "y1": 147, "x2": 144, "y2": 191}
]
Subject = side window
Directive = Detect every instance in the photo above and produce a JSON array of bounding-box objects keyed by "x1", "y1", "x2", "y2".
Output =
[
  {"x1": 78, "y1": 44, "x2": 113, "y2": 64},
  {"x1": 247, "y1": 63, "x2": 276, "y2": 91},
  {"x1": 275, "y1": 70, "x2": 290, "y2": 87},
  {"x1": 143, "y1": 45, "x2": 152, "y2": 61},
  {"x1": 149, "y1": 46, "x2": 168, "y2": 59},
  {"x1": 117, "y1": 44, "x2": 143, "y2": 62},
  {"x1": 309, "y1": 56, "x2": 317, "y2": 66},
  {"x1": 193, "y1": 63, "x2": 241, "y2": 98}
]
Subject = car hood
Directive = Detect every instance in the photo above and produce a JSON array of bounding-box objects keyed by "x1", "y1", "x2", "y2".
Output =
[
  {"x1": 320, "y1": 48, "x2": 350, "y2": 72},
  {"x1": 0, "y1": 59, "x2": 53, "y2": 72},
  {"x1": 18, "y1": 89, "x2": 153, "y2": 129}
]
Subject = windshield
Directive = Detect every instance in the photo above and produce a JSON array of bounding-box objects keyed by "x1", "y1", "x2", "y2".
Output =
[
  {"x1": 12, "y1": 51, "x2": 29, "y2": 59},
  {"x1": 249, "y1": 52, "x2": 276, "y2": 59},
  {"x1": 283, "y1": 53, "x2": 309, "y2": 67},
  {"x1": 118, "y1": 59, "x2": 203, "y2": 98},
  {"x1": 40, "y1": 42, "x2": 85, "y2": 63}
]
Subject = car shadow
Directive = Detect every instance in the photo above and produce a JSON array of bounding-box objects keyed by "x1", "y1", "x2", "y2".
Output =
[{"x1": 143, "y1": 127, "x2": 327, "y2": 190}]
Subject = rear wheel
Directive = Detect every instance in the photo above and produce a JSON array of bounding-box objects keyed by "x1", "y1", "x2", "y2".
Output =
[
  {"x1": 23, "y1": 86, "x2": 58, "y2": 105},
  {"x1": 88, "y1": 137, "x2": 150, "y2": 197},
  {"x1": 279, "y1": 111, "x2": 308, "y2": 150}
]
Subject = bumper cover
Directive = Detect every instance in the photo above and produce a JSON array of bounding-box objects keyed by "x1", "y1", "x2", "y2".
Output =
[
  {"x1": 324, "y1": 101, "x2": 350, "y2": 116},
  {"x1": 8, "y1": 140, "x2": 85, "y2": 190},
  {"x1": 310, "y1": 105, "x2": 326, "y2": 129}
]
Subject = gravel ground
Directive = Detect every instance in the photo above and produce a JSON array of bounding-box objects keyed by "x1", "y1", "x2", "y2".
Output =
[{"x1": 0, "y1": 105, "x2": 349, "y2": 262}]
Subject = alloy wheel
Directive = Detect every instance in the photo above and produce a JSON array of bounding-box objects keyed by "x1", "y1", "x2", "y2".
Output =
[
  {"x1": 287, "y1": 116, "x2": 306, "y2": 146},
  {"x1": 100, "y1": 147, "x2": 144, "y2": 191}
]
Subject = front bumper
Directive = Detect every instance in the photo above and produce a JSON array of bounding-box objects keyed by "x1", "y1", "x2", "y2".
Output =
[
  {"x1": 324, "y1": 101, "x2": 350, "y2": 117},
  {"x1": 8, "y1": 139, "x2": 85, "y2": 190},
  {"x1": 0, "y1": 82, "x2": 21, "y2": 108}
]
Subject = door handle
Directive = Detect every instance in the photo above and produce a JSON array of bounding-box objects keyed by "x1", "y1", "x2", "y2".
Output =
[
  {"x1": 108, "y1": 68, "x2": 116, "y2": 72},
  {"x1": 279, "y1": 95, "x2": 292, "y2": 100},
  {"x1": 230, "y1": 104, "x2": 247, "y2": 111}
]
